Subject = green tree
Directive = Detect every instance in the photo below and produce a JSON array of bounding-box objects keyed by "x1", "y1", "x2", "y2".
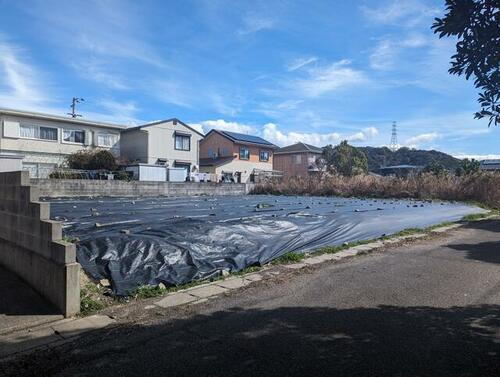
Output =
[
  {"x1": 432, "y1": 0, "x2": 499, "y2": 126},
  {"x1": 423, "y1": 161, "x2": 447, "y2": 176},
  {"x1": 322, "y1": 141, "x2": 368, "y2": 176},
  {"x1": 455, "y1": 158, "x2": 481, "y2": 175}
]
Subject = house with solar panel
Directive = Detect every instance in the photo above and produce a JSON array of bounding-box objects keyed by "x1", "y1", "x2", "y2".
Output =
[{"x1": 199, "y1": 130, "x2": 279, "y2": 183}]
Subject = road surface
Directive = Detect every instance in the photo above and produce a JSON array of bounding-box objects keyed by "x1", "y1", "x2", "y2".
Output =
[{"x1": 1, "y1": 220, "x2": 499, "y2": 376}]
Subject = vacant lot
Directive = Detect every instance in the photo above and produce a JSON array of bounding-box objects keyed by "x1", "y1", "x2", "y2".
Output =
[{"x1": 51, "y1": 195, "x2": 484, "y2": 294}]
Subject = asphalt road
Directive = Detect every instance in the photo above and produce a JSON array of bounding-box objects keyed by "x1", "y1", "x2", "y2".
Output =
[{"x1": 2, "y1": 220, "x2": 500, "y2": 377}]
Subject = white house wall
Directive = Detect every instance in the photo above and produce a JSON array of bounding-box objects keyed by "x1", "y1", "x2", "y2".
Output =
[
  {"x1": 0, "y1": 114, "x2": 122, "y2": 169},
  {"x1": 142, "y1": 120, "x2": 202, "y2": 169}
]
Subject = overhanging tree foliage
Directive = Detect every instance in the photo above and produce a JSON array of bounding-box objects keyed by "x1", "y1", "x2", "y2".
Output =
[{"x1": 432, "y1": 0, "x2": 499, "y2": 126}]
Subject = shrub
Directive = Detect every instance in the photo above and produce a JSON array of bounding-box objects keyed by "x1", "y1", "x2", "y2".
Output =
[
  {"x1": 87, "y1": 150, "x2": 117, "y2": 171},
  {"x1": 65, "y1": 149, "x2": 117, "y2": 171},
  {"x1": 66, "y1": 150, "x2": 94, "y2": 170}
]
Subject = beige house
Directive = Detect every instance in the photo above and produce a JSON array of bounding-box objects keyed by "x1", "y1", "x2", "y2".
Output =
[
  {"x1": 0, "y1": 108, "x2": 124, "y2": 177},
  {"x1": 199, "y1": 130, "x2": 278, "y2": 183},
  {"x1": 120, "y1": 118, "x2": 204, "y2": 175}
]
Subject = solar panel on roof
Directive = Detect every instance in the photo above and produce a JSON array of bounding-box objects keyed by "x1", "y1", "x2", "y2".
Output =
[{"x1": 221, "y1": 130, "x2": 274, "y2": 146}]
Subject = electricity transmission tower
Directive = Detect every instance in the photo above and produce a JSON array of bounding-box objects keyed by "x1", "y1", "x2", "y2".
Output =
[
  {"x1": 67, "y1": 97, "x2": 84, "y2": 118},
  {"x1": 389, "y1": 121, "x2": 398, "y2": 152}
]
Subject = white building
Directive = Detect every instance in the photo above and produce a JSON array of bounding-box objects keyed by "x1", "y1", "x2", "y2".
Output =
[
  {"x1": 0, "y1": 108, "x2": 125, "y2": 178},
  {"x1": 120, "y1": 118, "x2": 204, "y2": 176}
]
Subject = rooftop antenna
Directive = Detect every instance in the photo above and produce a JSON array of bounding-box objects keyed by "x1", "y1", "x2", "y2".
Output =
[
  {"x1": 67, "y1": 97, "x2": 84, "y2": 118},
  {"x1": 389, "y1": 121, "x2": 398, "y2": 152}
]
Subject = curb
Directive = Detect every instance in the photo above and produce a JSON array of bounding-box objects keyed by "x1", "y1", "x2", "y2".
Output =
[{"x1": 0, "y1": 315, "x2": 115, "y2": 360}]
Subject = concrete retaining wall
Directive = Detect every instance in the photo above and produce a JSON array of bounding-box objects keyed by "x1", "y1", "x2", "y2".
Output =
[
  {"x1": 0, "y1": 171, "x2": 80, "y2": 317},
  {"x1": 32, "y1": 179, "x2": 252, "y2": 197}
]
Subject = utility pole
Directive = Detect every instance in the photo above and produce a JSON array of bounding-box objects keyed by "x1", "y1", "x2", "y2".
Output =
[
  {"x1": 389, "y1": 121, "x2": 398, "y2": 152},
  {"x1": 67, "y1": 97, "x2": 84, "y2": 118}
]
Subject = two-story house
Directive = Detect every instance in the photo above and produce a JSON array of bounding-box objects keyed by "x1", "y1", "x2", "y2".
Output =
[
  {"x1": 0, "y1": 108, "x2": 124, "y2": 177},
  {"x1": 199, "y1": 130, "x2": 278, "y2": 183},
  {"x1": 120, "y1": 118, "x2": 204, "y2": 176},
  {"x1": 273, "y1": 142, "x2": 323, "y2": 178}
]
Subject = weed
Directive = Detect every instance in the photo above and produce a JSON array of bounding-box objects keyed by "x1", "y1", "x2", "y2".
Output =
[
  {"x1": 80, "y1": 283, "x2": 106, "y2": 315},
  {"x1": 271, "y1": 252, "x2": 306, "y2": 264},
  {"x1": 251, "y1": 172, "x2": 500, "y2": 209},
  {"x1": 133, "y1": 285, "x2": 166, "y2": 299},
  {"x1": 233, "y1": 266, "x2": 262, "y2": 275},
  {"x1": 62, "y1": 235, "x2": 79, "y2": 243}
]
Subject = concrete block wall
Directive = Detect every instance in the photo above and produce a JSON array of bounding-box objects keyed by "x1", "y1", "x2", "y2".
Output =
[
  {"x1": 0, "y1": 171, "x2": 80, "y2": 317},
  {"x1": 32, "y1": 179, "x2": 250, "y2": 198}
]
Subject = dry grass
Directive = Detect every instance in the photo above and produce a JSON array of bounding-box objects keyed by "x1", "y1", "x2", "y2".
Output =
[{"x1": 251, "y1": 172, "x2": 500, "y2": 209}]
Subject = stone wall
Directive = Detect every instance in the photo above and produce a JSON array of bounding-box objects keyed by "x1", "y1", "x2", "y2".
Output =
[
  {"x1": 0, "y1": 171, "x2": 80, "y2": 317},
  {"x1": 32, "y1": 179, "x2": 252, "y2": 197}
]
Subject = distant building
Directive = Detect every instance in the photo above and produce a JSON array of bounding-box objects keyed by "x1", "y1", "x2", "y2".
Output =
[
  {"x1": 0, "y1": 108, "x2": 124, "y2": 178},
  {"x1": 480, "y1": 159, "x2": 500, "y2": 171},
  {"x1": 378, "y1": 164, "x2": 423, "y2": 177},
  {"x1": 273, "y1": 142, "x2": 323, "y2": 178},
  {"x1": 120, "y1": 118, "x2": 204, "y2": 176},
  {"x1": 199, "y1": 130, "x2": 278, "y2": 183}
]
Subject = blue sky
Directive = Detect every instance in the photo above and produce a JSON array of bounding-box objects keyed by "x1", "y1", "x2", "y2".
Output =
[{"x1": 0, "y1": 0, "x2": 498, "y2": 158}]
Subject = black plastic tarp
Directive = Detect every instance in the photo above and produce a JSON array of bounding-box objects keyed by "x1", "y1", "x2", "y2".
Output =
[{"x1": 50, "y1": 195, "x2": 485, "y2": 295}]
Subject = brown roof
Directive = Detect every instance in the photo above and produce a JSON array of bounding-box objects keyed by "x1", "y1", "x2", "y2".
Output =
[{"x1": 274, "y1": 142, "x2": 323, "y2": 155}]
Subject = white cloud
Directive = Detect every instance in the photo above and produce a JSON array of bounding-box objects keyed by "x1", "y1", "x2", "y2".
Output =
[
  {"x1": 404, "y1": 132, "x2": 441, "y2": 148},
  {"x1": 294, "y1": 60, "x2": 368, "y2": 97},
  {"x1": 152, "y1": 80, "x2": 194, "y2": 108},
  {"x1": 237, "y1": 13, "x2": 276, "y2": 35},
  {"x1": 286, "y1": 56, "x2": 318, "y2": 72},
  {"x1": 263, "y1": 123, "x2": 341, "y2": 147},
  {"x1": 370, "y1": 34, "x2": 428, "y2": 71},
  {"x1": 347, "y1": 127, "x2": 379, "y2": 142},
  {"x1": 99, "y1": 100, "x2": 138, "y2": 118},
  {"x1": 209, "y1": 92, "x2": 242, "y2": 117},
  {"x1": 26, "y1": 0, "x2": 167, "y2": 68},
  {"x1": 0, "y1": 37, "x2": 56, "y2": 111},
  {"x1": 361, "y1": 0, "x2": 440, "y2": 27},
  {"x1": 189, "y1": 123, "x2": 205, "y2": 134},
  {"x1": 453, "y1": 154, "x2": 500, "y2": 161},
  {"x1": 191, "y1": 119, "x2": 256, "y2": 135},
  {"x1": 72, "y1": 59, "x2": 129, "y2": 90}
]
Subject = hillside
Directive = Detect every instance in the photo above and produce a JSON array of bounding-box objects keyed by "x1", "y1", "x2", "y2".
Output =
[{"x1": 357, "y1": 146, "x2": 461, "y2": 172}]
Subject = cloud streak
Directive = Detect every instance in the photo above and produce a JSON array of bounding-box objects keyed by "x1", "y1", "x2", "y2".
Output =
[
  {"x1": 237, "y1": 13, "x2": 276, "y2": 35},
  {"x1": 286, "y1": 57, "x2": 318, "y2": 72},
  {"x1": 292, "y1": 60, "x2": 368, "y2": 97},
  {"x1": 361, "y1": 0, "x2": 440, "y2": 27}
]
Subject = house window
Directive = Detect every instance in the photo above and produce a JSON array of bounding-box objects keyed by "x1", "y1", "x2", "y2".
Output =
[
  {"x1": 259, "y1": 150, "x2": 270, "y2": 162},
  {"x1": 20, "y1": 124, "x2": 58, "y2": 141},
  {"x1": 294, "y1": 154, "x2": 302, "y2": 164},
  {"x1": 175, "y1": 134, "x2": 190, "y2": 151},
  {"x1": 63, "y1": 129, "x2": 85, "y2": 144},
  {"x1": 239, "y1": 147, "x2": 250, "y2": 160},
  {"x1": 97, "y1": 133, "x2": 118, "y2": 148}
]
